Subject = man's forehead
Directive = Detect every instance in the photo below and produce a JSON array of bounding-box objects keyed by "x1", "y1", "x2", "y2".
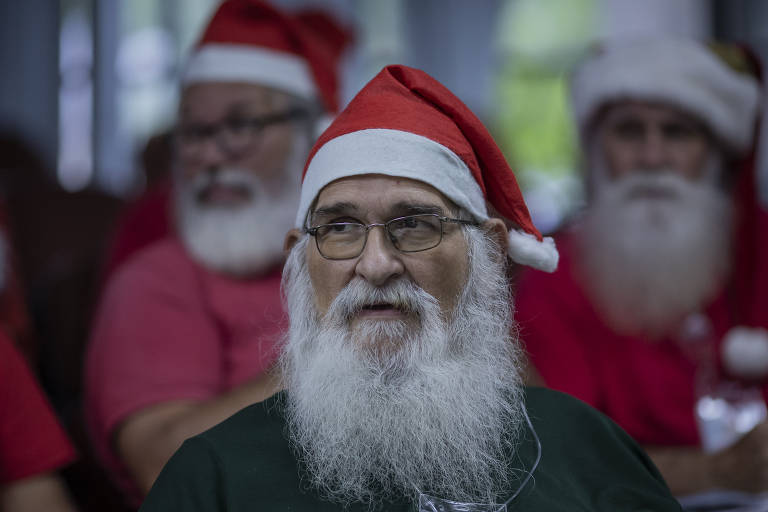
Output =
[
  {"x1": 601, "y1": 100, "x2": 704, "y2": 126},
  {"x1": 180, "y1": 82, "x2": 292, "y2": 117},
  {"x1": 313, "y1": 175, "x2": 456, "y2": 215}
]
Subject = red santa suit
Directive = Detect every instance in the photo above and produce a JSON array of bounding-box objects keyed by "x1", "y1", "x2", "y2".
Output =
[
  {"x1": 516, "y1": 211, "x2": 768, "y2": 446},
  {"x1": 85, "y1": 237, "x2": 286, "y2": 497},
  {"x1": 101, "y1": 179, "x2": 172, "y2": 280}
]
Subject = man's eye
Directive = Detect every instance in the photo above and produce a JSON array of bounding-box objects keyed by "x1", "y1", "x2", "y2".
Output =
[
  {"x1": 612, "y1": 121, "x2": 644, "y2": 140},
  {"x1": 224, "y1": 118, "x2": 252, "y2": 133},
  {"x1": 391, "y1": 217, "x2": 438, "y2": 233},
  {"x1": 390, "y1": 217, "x2": 420, "y2": 230},
  {"x1": 330, "y1": 224, "x2": 353, "y2": 232},
  {"x1": 317, "y1": 223, "x2": 360, "y2": 237},
  {"x1": 663, "y1": 123, "x2": 698, "y2": 140},
  {"x1": 179, "y1": 125, "x2": 211, "y2": 141}
]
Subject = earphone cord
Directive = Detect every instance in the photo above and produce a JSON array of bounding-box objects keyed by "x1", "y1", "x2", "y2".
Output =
[
  {"x1": 501, "y1": 405, "x2": 541, "y2": 508},
  {"x1": 412, "y1": 404, "x2": 542, "y2": 511}
]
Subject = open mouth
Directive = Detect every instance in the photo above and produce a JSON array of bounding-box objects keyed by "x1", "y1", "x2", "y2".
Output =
[
  {"x1": 363, "y1": 303, "x2": 396, "y2": 310},
  {"x1": 197, "y1": 183, "x2": 252, "y2": 204},
  {"x1": 357, "y1": 302, "x2": 408, "y2": 318}
]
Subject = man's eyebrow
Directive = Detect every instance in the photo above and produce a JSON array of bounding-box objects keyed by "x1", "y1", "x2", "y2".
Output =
[
  {"x1": 312, "y1": 202, "x2": 360, "y2": 219},
  {"x1": 225, "y1": 99, "x2": 274, "y2": 116},
  {"x1": 311, "y1": 201, "x2": 449, "y2": 224},
  {"x1": 390, "y1": 202, "x2": 446, "y2": 216}
]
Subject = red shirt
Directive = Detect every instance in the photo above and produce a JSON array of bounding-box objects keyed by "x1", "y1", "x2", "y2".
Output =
[
  {"x1": 515, "y1": 223, "x2": 768, "y2": 447},
  {"x1": 101, "y1": 180, "x2": 172, "y2": 280},
  {"x1": 85, "y1": 237, "x2": 286, "y2": 497},
  {"x1": 0, "y1": 331, "x2": 76, "y2": 483}
]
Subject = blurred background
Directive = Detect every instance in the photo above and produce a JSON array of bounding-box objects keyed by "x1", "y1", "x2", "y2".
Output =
[
  {"x1": 1, "y1": 0, "x2": 767, "y2": 509},
  {"x1": 4, "y1": 0, "x2": 768, "y2": 225}
]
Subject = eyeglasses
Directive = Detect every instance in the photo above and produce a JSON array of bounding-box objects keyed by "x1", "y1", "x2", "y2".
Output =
[
  {"x1": 176, "y1": 107, "x2": 308, "y2": 160},
  {"x1": 305, "y1": 213, "x2": 477, "y2": 260}
]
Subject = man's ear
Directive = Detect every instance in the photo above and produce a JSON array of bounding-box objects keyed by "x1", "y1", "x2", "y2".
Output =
[
  {"x1": 284, "y1": 228, "x2": 303, "y2": 253},
  {"x1": 481, "y1": 218, "x2": 509, "y2": 257}
]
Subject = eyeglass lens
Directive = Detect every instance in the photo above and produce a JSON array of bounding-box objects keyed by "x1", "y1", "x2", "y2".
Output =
[
  {"x1": 315, "y1": 214, "x2": 444, "y2": 259},
  {"x1": 177, "y1": 109, "x2": 302, "y2": 159}
]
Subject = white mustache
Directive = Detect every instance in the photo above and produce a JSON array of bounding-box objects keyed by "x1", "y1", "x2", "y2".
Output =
[
  {"x1": 325, "y1": 278, "x2": 437, "y2": 323},
  {"x1": 192, "y1": 168, "x2": 259, "y2": 194},
  {"x1": 617, "y1": 172, "x2": 690, "y2": 202}
]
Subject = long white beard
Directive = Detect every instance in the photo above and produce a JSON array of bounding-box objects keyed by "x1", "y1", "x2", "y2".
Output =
[
  {"x1": 280, "y1": 230, "x2": 526, "y2": 507},
  {"x1": 174, "y1": 139, "x2": 307, "y2": 276},
  {"x1": 578, "y1": 158, "x2": 733, "y2": 338}
]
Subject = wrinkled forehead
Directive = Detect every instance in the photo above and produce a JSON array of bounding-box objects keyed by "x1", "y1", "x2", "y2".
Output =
[{"x1": 310, "y1": 174, "x2": 459, "y2": 222}]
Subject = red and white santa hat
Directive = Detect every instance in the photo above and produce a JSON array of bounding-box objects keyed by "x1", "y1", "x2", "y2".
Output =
[
  {"x1": 571, "y1": 37, "x2": 761, "y2": 154},
  {"x1": 182, "y1": 0, "x2": 351, "y2": 114},
  {"x1": 296, "y1": 65, "x2": 558, "y2": 273}
]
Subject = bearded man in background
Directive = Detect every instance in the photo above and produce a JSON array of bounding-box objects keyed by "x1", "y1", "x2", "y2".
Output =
[
  {"x1": 516, "y1": 37, "x2": 768, "y2": 497},
  {"x1": 84, "y1": 0, "x2": 349, "y2": 502}
]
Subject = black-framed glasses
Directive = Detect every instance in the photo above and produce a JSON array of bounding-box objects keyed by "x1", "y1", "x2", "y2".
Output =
[
  {"x1": 305, "y1": 213, "x2": 478, "y2": 260},
  {"x1": 176, "y1": 107, "x2": 308, "y2": 160}
]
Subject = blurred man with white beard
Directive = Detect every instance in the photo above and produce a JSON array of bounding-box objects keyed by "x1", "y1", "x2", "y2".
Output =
[
  {"x1": 85, "y1": 0, "x2": 350, "y2": 502},
  {"x1": 516, "y1": 38, "x2": 768, "y2": 496},
  {"x1": 139, "y1": 65, "x2": 681, "y2": 511}
]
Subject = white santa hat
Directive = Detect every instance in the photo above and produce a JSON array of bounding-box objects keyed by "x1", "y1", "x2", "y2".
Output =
[
  {"x1": 182, "y1": 0, "x2": 351, "y2": 114},
  {"x1": 571, "y1": 37, "x2": 761, "y2": 154},
  {"x1": 296, "y1": 65, "x2": 558, "y2": 273}
]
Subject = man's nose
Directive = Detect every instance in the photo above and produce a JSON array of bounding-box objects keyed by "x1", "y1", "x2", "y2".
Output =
[
  {"x1": 197, "y1": 135, "x2": 231, "y2": 168},
  {"x1": 354, "y1": 227, "x2": 405, "y2": 287},
  {"x1": 636, "y1": 129, "x2": 670, "y2": 171}
]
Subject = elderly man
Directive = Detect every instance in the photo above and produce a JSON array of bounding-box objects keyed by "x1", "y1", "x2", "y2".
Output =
[
  {"x1": 138, "y1": 65, "x2": 681, "y2": 511},
  {"x1": 85, "y1": 0, "x2": 349, "y2": 500},
  {"x1": 516, "y1": 38, "x2": 768, "y2": 496}
]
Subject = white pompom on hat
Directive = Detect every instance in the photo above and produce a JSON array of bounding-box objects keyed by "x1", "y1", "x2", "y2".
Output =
[
  {"x1": 296, "y1": 65, "x2": 558, "y2": 273},
  {"x1": 182, "y1": 0, "x2": 352, "y2": 114},
  {"x1": 571, "y1": 37, "x2": 761, "y2": 154}
]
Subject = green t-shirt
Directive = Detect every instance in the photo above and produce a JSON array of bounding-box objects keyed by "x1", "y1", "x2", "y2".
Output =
[{"x1": 140, "y1": 387, "x2": 682, "y2": 511}]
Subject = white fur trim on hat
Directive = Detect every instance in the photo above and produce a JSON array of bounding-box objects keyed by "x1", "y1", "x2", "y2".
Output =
[
  {"x1": 722, "y1": 326, "x2": 768, "y2": 379},
  {"x1": 182, "y1": 43, "x2": 316, "y2": 101},
  {"x1": 572, "y1": 38, "x2": 761, "y2": 153},
  {"x1": 297, "y1": 128, "x2": 489, "y2": 227},
  {"x1": 507, "y1": 229, "x2": 558, "y2": 273}
]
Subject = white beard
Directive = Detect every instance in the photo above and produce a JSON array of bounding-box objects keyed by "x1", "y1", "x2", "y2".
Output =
[
  {"x1": 173, "y1": 138, "x2": 307, "y2": 276},
  {"x1": 280, "y1": 229, "x2": 526, "y2": 507},
  {"x1": 578, "y1": 155, "x2": 733, "y2": 338}
]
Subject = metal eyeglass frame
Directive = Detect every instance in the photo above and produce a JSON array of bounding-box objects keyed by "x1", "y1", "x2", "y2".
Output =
[
  {"x1": 304, "y1": 213, "x2": 478, "y2": 260},
  {"x1": 175, "y1": 107, "x2": 309, "y2": 157}
]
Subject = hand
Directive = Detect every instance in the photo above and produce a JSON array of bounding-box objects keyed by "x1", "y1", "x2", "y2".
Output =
[{"x1": 709, "y1": 420, "x2": 768, "y2": 492}]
